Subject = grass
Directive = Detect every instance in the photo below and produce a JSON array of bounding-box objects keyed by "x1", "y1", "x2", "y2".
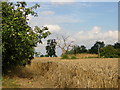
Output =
[
  {"x1": 2, "y1": 76, "x2": 19, "y2": 88},
  {"x1": 70, "y1": 56, "x2": 78, "y2": 59}
]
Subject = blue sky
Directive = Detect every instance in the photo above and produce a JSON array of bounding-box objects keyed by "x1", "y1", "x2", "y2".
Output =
[
  {"x1": 28, "y1": 2, "x2": 118, "y2": 32},
  {"x1": 25, "y1": 2, "x2": 118, "y2": 56}
]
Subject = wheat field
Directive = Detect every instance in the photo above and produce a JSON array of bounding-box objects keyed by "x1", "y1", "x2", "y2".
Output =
[{"x1": 10, "y1": 57, "x2": 119, "y2": 88}]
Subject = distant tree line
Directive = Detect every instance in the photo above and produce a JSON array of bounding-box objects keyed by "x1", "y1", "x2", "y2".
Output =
[{"x1": 65, "y1": 41, "x2": 120, "y2": 58}]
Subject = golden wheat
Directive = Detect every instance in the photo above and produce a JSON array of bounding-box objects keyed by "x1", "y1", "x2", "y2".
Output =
[{"x1": 14, "y1": 57, "x2": 118, "y2": 88}]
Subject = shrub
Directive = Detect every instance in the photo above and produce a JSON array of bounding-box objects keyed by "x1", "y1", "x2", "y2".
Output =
[
  {"x1": 70, "y1": 56, "x2": 77, "y2": 59},
  {"x1": 45, "y1": 55, "x2": 49, "y2": 57},
  {"x1": 40, "y1": 55, "x2": 44, "y2": 57},
  {"x1": 100, "y1": 45, "x2": 119, "y2": 58},
  {"x1": 61, "y1": 54, "x2": 70, "y2": 59}
]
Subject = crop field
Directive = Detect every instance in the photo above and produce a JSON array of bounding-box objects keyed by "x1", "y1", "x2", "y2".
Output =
[{"x1": 3, "y1": 57, "x2": 119, "y2": 88}]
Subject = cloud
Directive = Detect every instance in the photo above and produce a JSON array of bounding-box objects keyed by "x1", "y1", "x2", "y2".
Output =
[
  {"x1": 44, "y1": 24, "x2": 61, "y2": 32},
  {"x1": 40, "y1": 11, "x2": 55, "y2": 15},
  {"x1": 28, "y1": 15, "x2": 80, "y2": 28},
  {"x1": 70, "y1": 26, "x2": 118, "y2": 48}
]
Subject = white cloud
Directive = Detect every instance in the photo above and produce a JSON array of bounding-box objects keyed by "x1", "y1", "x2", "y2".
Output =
[
  {"x1": 28, "y1": 15, "x2": 80, "y2": 28},
  {"x1": 70, "y1": 26, "x2": 118, "y2": 48},
  {"x1": 91, "y1": 26, "x2": 101, "y2": 34},
  {"x1": 40, "y1": 11, "x2": 55, "y2": 15},
  {"x1": 44, "y1": 24, "x2": 61, "y2": 32}
]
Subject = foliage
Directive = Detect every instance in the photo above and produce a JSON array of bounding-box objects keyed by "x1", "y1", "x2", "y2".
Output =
[
  {"x1": 46, "y1": 39, "x2": 57, "y2": 57},
  {"x1": 2, "y1": 2, "x2": 50, "y2": 72},
  {"x1": 44, "y1": 55, "x2": 49, "y2": 57},
  {"x1": 66, "y1": 45, "x2": 87, "y2": 54},
  {"x1": 65, "y1": 49, "x2": 74, "y2": 54},
  {"x1": 89, "y1": 41, "x2": 105, "y2": 54},
  {"x1": 40, "y1": 55, "x2": 44, "y2": 57},
  {"x1": 100, "y1": 45, "x2": 119, "y2": 58},
  {"x1": 70, "y1": 56, "x2": 77, "y2": 59},
  {"x1": 34, "y1": 52, "x2": 41, "y2": 57},
  {"x1": 80, "y1": 45, "x2": 87, "y2": 53},
  {"x1": 65, "y1": 41, "x2": 120, "y2": 58},
  {"x1": 113, "y1": 42, "x2": 120, "y2": 49},
  {"x1": 61, "y1": 54, "x2": 70, "y2": 59}
]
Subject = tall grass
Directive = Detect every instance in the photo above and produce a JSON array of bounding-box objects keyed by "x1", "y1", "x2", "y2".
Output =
[{"x1": 10, "y1": 57, "x2": 118, "y2": 88}]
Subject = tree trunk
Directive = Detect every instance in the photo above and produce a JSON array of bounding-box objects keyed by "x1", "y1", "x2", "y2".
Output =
[{"x1": 61, "y1": 49, "x2": 67, "y2": 56}]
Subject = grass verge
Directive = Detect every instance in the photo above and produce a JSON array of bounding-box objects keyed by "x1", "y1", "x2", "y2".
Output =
[{"x1": 2, "y1": 76, "x2": 20, "y2": 88}]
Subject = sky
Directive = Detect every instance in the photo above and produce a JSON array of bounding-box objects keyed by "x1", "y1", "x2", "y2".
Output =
[
  {"x1": 7, "y1": 0, "x2": 119, "y2": 56},
  {"x1": 9, "y1": 0, "x2": 120, "y2": 2},
  {"x1": 23, "y1": 2, "x2": 118, "y2": 56}
]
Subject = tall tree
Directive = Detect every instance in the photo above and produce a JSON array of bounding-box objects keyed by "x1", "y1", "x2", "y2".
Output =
[
  {"x1": 89, "y1": 41, "x2": 105, "y2": 55},
  {"x1": 80, "y1": 45, "x2": 87, "y2": 53},
  {"x1": 100, "y1": 45, "x2": 119, "y2": 58},
  {"x1": 46, "y1": 39, "x2": 57, "y2": 57},
  {"x1": 113, "y1": 42, "x2": 120, "y2": 49},
  {"x1": 2, "y1": 2, "x2": 50, "y2": 72},
  {"x1": 66, "y1": 45, "x2": 87, "y2": 54},
  {"x1": 56, "y1": 35, "x2": 74, "y2": 56}
]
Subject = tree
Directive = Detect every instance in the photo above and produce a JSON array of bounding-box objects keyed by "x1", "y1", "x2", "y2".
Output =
[
  {"x1": 66, "y1": 45, "x2": 87, "y2": 54},
  {"x1": 2, "y1": 2, "x2": 51, "y2": 72},
  {"x1": 56, "y1": 35, "x2": 74, "y2": 56},
  {"x1": 89, "y1": 41, "x2": 105, "y2": 55},
  {"x1": 72, "y1": 45, "x2": 81, "y2": 55},
  {"x1": 100, "y1": 45, "x2": 119, "y2": 58},
  {"x1": 34, "y1": 52, "x2": 41, "y2": 57},
  {"x1": 113, "y1": 42, "x2": 120, "y2": 56},
  {"x1": 114, "y1": 42, "x2": 120, "y2": 49},
  {"x1": 80, "y1": 45, "x2": 87, "y2": 53},
  {"x1": 46, "y1": 39, "x2": 57, "y2": 57},
  {"x1": 66, "y1": 45, "x2": 80, "y2": 54}
]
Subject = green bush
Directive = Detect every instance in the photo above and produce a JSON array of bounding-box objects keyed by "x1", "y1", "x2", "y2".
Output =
[
  {"x1": 100, "y1": 45, "x2": 119, "y2": 58},
  {"x1": 70, "y1": 56, "x2": 77, "y2": 59},
  {"x1": 40, "y1": 55, "x2": 44, "y2": 57},
  {"x1": 45, "y1": 55, "x2": 49, "y2": 57},
  {"x1": 61, "y1": 54, "x2": 70, "y2": 59}
]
